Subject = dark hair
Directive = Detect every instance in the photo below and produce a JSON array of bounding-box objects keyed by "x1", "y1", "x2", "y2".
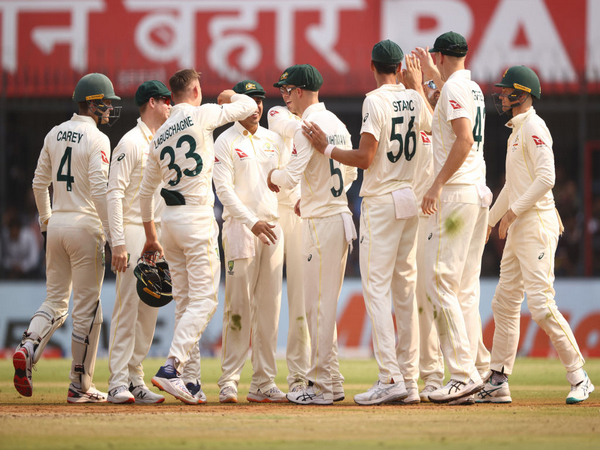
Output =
[
  {"x1": 169, "y1": 69, "x2": 201, "y2": 96},
  {"x1": 372, "y1": 60, "x2": 398, "y2": 75}
]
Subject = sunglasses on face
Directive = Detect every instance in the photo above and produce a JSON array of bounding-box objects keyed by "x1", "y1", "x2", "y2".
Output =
[
  {"x1": 424, "y1": 80, "x2": 437, "y2": 90},
  {"x1": 156, "y1": 96, "x2": 171, "y2": 105},
  {"x1": 279, "y1": 85, "x2": 305, "y2": 95}
]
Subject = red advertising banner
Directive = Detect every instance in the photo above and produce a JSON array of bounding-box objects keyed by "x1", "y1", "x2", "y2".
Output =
[{"x1": 0, "y1": 0, "x2": 594, "y2": 98}]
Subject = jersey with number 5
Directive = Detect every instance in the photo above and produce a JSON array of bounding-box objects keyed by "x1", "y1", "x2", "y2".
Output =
[
  {"x1": 32, "y1": 114, "x2": 110, "y2": 230},
  {"x1": 359, "y1": 84, "x2": 432, "y2": 197},
  {"x1": 139, "y1": 94, "x2": 256, "y2": 217},
  {"x1": 432, "y1": 69, "x2": 486, "y2": 185}
]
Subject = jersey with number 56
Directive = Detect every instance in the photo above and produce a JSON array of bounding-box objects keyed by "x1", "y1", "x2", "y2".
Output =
[
  {"x1": 139, "y1": 94, "x2": 255, "y2": 220},
  {"x1": 32, "y1": 114, "x2": 110, "y2": 231},
  {"x1": 359, "y1": 83, "x2": 432, "y2": 197},
  {"x1": 432, "y1": 69, "x2": 486, "y2": 186}
]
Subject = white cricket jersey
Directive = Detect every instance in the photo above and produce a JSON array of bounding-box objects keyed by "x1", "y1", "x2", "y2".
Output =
[
  {"x1": 139, "y1": 94, "x2": 255, "y2": 221},
  {"x1": 267, "y1": 105, "x2": 302, "y2": 207},
  {"x1": 107, "y1": 118, "x2": 166, "y2": 248},
  {"x1": 359, "y1": 84, "x2": 432, "y2": 197},
  {"x1": 213, "y1": 122, "x2": 283, "y2": 228},
  {"x1": 489, "y1": 107, "x2": 556, "y2": 226},
  {"x1": 32, "y1": 113, "x2": 110, "y2": 231},
  {"x1": 270, "y1": 102, "x2": 357, "y2": 219},
  {"x1": 413, "y1": 131, "x2": 434, "y2": 208},
  {"x1": 432, "y1": 70, "x2": 486, "y2": 185}
]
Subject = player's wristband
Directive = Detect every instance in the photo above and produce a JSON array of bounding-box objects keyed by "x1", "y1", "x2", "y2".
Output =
[{"x1": 324, "y1": 144, "x2": 335, "y2": 159}]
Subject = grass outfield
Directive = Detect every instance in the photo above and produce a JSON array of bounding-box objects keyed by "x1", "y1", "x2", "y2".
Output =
[{"x1": 0, "y1": 357, "x2": 599, "y2": 449}]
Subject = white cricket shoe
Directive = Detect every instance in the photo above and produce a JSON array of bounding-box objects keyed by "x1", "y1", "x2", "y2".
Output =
[
  {"x1": 13, "y1": 346, "x2": 33, "y2": 397},
  {"x1": 289, "y1": 381, "x2": 307, "y2": 393},
  {"x1": 219, "y1": 385, "x2": 238, "y2": 403},
  {"x1": 108, "y1": 385, "x2": 135, "y2": 404},
  {"x1": 67, "y1": 383, "x2": 108, "y2": 404},
  {"x1": 248, "y1": 386, "x2": 288, "y2": 403},
  {"x1": 400, "y1": 388, "x2": 420, "y2": 404},
  {"x1": 185, "y1": 382, "x2": 206, "y2": 404},
  {"x1": 475, "y1": 380, "x2": 512, "y2": 404},
  {"x1": 449, "y1": 394, "x2": 475, "y2": 405},
  {"x1": 428, "y1": 378, "x2": 484, "y2": 404},
  {"x1": 287, "y1": 385, "x2": 332, "y2": 405},
  {"x1": 566, "y1": 372, "x2": 595, "y2": 404},
  {"x1": 354, "y1": 379, "x2": 408, "y2": 405},
  {"x1": 130, "y1": 384, "x2": 165, "y2": 404},
  {"x1": 151, "y1": 365, "x2": 198, "y2": 405},
  {"x1": 419, "y1": 385, "x2": 438, "y2": 402}
]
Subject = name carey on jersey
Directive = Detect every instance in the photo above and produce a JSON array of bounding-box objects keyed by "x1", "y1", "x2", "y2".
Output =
[
  {"x1": 153, "y1": 116, "x2": 194, "y2": 149},
  {"x1": 57, "y1": 130, "x2": 83, "y2": 143}
]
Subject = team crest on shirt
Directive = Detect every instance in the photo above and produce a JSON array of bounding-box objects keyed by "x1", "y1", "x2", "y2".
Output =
[
  {"x1": 228, "y1": 260, "x2": 234, "y2": 275},
  {"x1": 420, "y1": 131, "x2": 431, "y2": 143},
  {"x1": 532, "y1": 135, "x2": 546, "y2": 147},
  {"x1": 269, "y1": 110, "x2": 279, "y2": 117},
  {"x1": 449, "y1": 100, "x2": 463, "y2": 110},
  {"x1": 234, "y1": 148, "x2": 249, "y2": 159},
  {"x1": 117, "y1": 153, "x2": 126, "y2": 162},
  {"x1": 512, "y1": 135, "x2": 520, "y2": 152},
  {"x1": 263, "y1": 142, "x2": 275, "y2": 153},
  {"x1": 101, "y1": 150, "x2": 109, "y2": 164},
  {"x1": 291, "y1": 144, "x2": 298, "y2": 156}
]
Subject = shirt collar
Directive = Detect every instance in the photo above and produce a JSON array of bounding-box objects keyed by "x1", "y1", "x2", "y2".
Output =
[
  {"x1": 366, "y1": 83, "x2": 406, "y2": 97},
  {"x1": 446, "y1": 69, "x2": 471, "y2": 82},
  {"x1": 302, "y1": 102, "x2": 326, "y2": 120},
  {"x1": 71, "y1": 113, "x2": 97, "y2": 125},
  {"x1": 137, "y1": 117, "x2": 154, "y2": 142},
  {"x1": 233, "y1": 121, "x2": 266, "y2": 139},
  {"x1": 506, "y1": 107, "x2": 535, "y2": 129}
]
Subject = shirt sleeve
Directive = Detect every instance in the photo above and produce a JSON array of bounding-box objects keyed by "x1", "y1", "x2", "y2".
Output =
[
  {"x1": 139, "y1": 149, "x2": 162, "y2": 222},
  {"x1": 107, "y1": 136, "x2": 136, "y2": 248},
  {"x1": 213, "y1": 134, "x2": 260, "y2": 229},
  {"x1": 268, "y1": 106, "x2": 301, "y2": 139},
  {"x1": 360, "y1": 95, "x2": 384, "y2": 141},
  {"x1": 203, "y1": 94, "x2": 257, "y2": 131},
  {"x1": 510, "y1": 123, "x2": 555, "y2": 216},
  {"x1": 416, "y1": 93, "x2": 433, "y2": 134},
  {"x1": 89, "y1": 133, "x2": 110, "y2": 234},
  {"x1": 442, "y1": 84, "x2": 472, "y2": 123},
  {"x1": 271, "y1": 128, "x2": 314, "y2": 189},
  {"x1": 32, "y1": 131, "x2": 54, "y2": 226},
  {"x1": 489, "y1": 185, "x2": 509, "y2": 226}
]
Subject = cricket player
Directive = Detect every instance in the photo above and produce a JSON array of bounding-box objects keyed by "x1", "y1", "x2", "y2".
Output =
[
  {"x1": 477, "y1": 66, "x2": 593, "y2": 404},
  {"x1": 138, "y1": 69, "x2": 255, "y2": 405},
  {"x1": 303, "y1": 41, "x2": 432, "y2": 405},
  {"x1": 106, "y1": 80, "x2": 171, "y2": 404},
  {"x1": 214, "y1": 79, "x2": 287, "y2": 403},
  {"x1": 268, "y1": 64, "x2": 357, "y2": 405},
  {"x1": 267, "y1": 102, "x2": 311, "y2": 394},
  {"x1": 414, "y1": 32, "x2": 492, "y2": 403},
  {"x1": 13, "y1": 73, "x2": 120, "y2": 403}
]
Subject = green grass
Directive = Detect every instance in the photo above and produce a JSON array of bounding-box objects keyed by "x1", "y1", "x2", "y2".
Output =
[{"x1": 1, "y1": 357, "x2": 599, "y2": 449}]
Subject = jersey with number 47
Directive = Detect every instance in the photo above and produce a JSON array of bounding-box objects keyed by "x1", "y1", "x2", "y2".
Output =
[
  {"x1": 360, "y1": 83, "x2": 432, "y2": 197},
  {"x1": 139, "y1": 95, "x2": 255, "y2": 219},
  {"x1": 432, "y1": 69, "x2": 486, "y2": 186},
  {"x1": 32, "y1": 114, "x2": 110, "y2": 231}
]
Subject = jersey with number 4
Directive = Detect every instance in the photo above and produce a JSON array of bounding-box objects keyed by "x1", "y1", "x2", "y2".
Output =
[
  {"x1": 139, "y1": 94, "x2": 255, "y2": 218},
  {"x1": 432, "y1": 69, "x2": 486, "y2": 186},
  {"x1": 32, "y1": 114, "x2": 110, "y2": 231},
  {"x1": 360, "y1": 83, "x2": 432, "y2": 197}
]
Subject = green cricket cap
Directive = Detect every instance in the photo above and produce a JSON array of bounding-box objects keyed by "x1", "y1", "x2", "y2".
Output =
[
  {"x1": 232, "y1": 79, "x2": 266, "y2": 98},
  {"x1": 429, "y1": 31, "x2": 468, "y2": 57},
  {"x1": 135, "y1": 80, "x2": 171, "y2": 107},
  {"x1": 372, "y1": 39, "x2": 404, "y2": 64},
  {"x1": 273, "y1": 64, "x2": 323, "y2": 91}
]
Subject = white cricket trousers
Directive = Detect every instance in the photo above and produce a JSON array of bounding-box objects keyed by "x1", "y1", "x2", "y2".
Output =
[
  {"x1": 219, "y1": 222, "x2": 284, "y2": 393},
  {"x1": 108, "y1": 223, "x2": 160, "y2": 391},
  {"x1": 161, "y1": 206, "x2": 220, "y2": 369},
  {"x1": 279, "y1": 205, "x2": 311, "y2": 387},
  {"x1": 359, "y1": 196, "x2": 419, "y2": 389},
  {"x1": 416, "y1": 215, "x2": 444, "y2": 388},
  {"x1": 29, "y1": 221, "x2": 105, "y2": 385},
  {"x1": 304, "y1": 214, "x2": 348, "y2": 402},
  {"x1": 425, "y1": 185, "x2": 490, "y2": 383},
  {"x1": 490, "y1": 209, "x2": 585, "y2": 375}
]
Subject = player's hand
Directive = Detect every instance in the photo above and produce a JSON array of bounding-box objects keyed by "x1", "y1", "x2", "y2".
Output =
[
  {"x1": 403, "y1": 55, "x2": 423, "y2": 91},
  {"x1": 267, "y1": 169, "x2": 280, "y2": 192},
  {"x1": 217, "y1": 89, "x2": 236, "y2": 105},
  {"x1": 142, "y1": 239, "x2": 164, "y2": 258},
  {"x1": 302, "y1": 122, "x2": 328, "y2": 153},
  {"x1": 111, "y1": 244, "x2": 129, "y2": 273},
  {"x1": 421, "y1": 182, "x2": 442, "y2": 215},
  {"x1": 294, "y1": 199, "x2": 301, "y2": 217},
  {"x1": 251, "y1": 220, "x2": 277, "y2": 245},
  {"x1": 486, "y1": 225, "x2": 493, "y2": 244},
  {"x1": 412, "y1": 47, "x2": 437, "y2": 80},
  {"x1": 498, "y1": 209, "x2": 517, "y2": 239}
]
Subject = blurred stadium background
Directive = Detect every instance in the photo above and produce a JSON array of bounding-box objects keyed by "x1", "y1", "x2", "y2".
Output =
[{"x1": 0, "y1": 0, "x2": 598, "y2": 358}]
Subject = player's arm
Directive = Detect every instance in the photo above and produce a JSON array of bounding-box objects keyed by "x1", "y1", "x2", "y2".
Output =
[
  {"x1": 269, "y1": 129, "x2": 314, "y2": 190},
  {"x1": 268, "y1": 106, "x2": 301, "y2": 140},
  {"x1": 421, "y1": 117, "x2": 473, "y2": 215},
  {"x1": 139, "y1": 150, "x2": 164, "y2": 256},
  {"x1": 89, "y1": 134, "x2": 111, "y2": 244},
  {"x1": 207, "y1": 91, "x2": 256, "y2": 129},
  {"x1": 401, "y1": 55, "x2": 434, "y2": 117},
  {"x1": 107, "y1": 139, "x2": 135, "y2": 272},
  {"x1": 487, "y1": 185, "x2": 509, "y2": 242},
  {"x1": 32, "y1": 133, "x2": 54, "y2": 236}
]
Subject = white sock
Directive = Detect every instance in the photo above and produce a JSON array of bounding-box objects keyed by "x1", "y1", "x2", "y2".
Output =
[
  {"x1": 566, "y1": 368, "x2": 585, "y2": 386},
  {"x1": 164, "y1": 357, "x2": 176, "y2": 369}
]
